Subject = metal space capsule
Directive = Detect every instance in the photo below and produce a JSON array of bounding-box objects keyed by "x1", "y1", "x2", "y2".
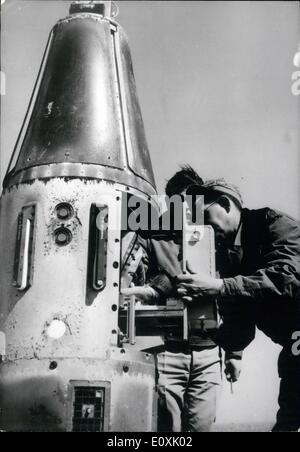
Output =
[{"x1": 0, "y1": 1, "x2": 157, "y2": 432}]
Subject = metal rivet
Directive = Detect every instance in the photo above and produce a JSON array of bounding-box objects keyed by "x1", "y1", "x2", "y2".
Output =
[{"x1": 49, "y1": 361, "x2": 58, "y2": 370}]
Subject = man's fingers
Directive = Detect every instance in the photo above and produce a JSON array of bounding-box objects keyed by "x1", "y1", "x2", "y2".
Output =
[
  {"x1": 178, "y1": 283, "x2": 206, "y2": 296},
  {"x1": 178, "y1": 287, "x2": 195, "y2": 302},
  {"x1": 177, "y1": 274, "x2": 194, "y2": 283},
  {"x1": 225, "y1": 373, "x2": 237, "y2": 383},
  {"x1": 182, "y1": 296, "x2": 193, "y2": 303},
  {"x1": 225, "y1": 366, "x2": 239, "y2": 383},
  {"x1": 178, "y1": 282, "x2": 195, "y2": 290}
]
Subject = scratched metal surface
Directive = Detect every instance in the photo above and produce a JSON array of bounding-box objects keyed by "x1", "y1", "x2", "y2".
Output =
[
  {"x1": 0, "y1": 178, "x2": 156, "y2": 431},
  {"x1": 4, "y1": 12, "x2": 156, "y2": 192}
]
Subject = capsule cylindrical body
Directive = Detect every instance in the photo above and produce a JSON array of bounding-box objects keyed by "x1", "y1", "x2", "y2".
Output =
[{"x1": 0, "y1": 6, "x2": 157, "y2": 432}]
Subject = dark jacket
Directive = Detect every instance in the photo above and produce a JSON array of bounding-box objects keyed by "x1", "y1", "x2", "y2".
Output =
[{"x1": 221, "y1": 208, "x2": 300, "y2": 346}]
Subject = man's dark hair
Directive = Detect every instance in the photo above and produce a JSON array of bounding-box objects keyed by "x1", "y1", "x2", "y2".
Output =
[{"x1": 165, "y1": 164, "x2": 203, "y2": 197}]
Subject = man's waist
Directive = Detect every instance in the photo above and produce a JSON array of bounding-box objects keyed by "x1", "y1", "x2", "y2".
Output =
[{"x1": 164, "y1": 338, "x2": 217, "y2": 353}]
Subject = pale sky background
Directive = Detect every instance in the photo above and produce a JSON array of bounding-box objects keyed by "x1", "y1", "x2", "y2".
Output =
[{"x1": 1, "y1": 0, "x2": 299, "y2": 431}]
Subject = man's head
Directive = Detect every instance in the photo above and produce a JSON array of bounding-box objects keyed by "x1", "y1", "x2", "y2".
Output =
[
  {"x1": 187, "y1": 178, "x2": 243, "y2": 247},
  {"x1": 165, "y1": 165, "x2": 203, "y2": 197}
]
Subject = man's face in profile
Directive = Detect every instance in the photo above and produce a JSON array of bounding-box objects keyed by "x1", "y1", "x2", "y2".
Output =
[{"x1": 202, "y1": 197, "x2": 234, "y2": 247}]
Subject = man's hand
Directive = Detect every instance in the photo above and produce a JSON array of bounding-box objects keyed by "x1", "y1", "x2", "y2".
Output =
[
  {"x1": 224, "y1": 359, "x2": 242, "y2": 383},
  {"x1": 177, "y1": 272, "x2": 224, "y2": 301},
  {"x1": 121, "y1": 285, "x2": 159, "y2": 303}
]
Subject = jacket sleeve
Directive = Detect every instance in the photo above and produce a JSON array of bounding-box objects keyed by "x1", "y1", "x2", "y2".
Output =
[
  {"x1": 222, "y1": 212, "x2": 300, "y2": 302},
  {"x1": 138, "y1": 236, "x2": 180, "y2": 297},
  {"x1": 216, "y1": 297, "x2": 256, "y2": 358}
]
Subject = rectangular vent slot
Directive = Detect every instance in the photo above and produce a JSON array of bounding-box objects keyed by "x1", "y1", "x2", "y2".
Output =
[
  {"x1": 72, "y1": 386, "x2": 105, "y2": 432},
  {"x1": 13, "y1": 204, "x2": 36, "y2": 291}
]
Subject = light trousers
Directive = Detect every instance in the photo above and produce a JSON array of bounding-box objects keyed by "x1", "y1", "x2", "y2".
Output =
[{"x1": 156, "y1": 346, "x2": 222, "y2": 432}]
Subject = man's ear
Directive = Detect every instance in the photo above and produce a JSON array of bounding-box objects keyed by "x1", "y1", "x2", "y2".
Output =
[{"x1": 218, "y1": 196, "x2": 231, "y2": 213}]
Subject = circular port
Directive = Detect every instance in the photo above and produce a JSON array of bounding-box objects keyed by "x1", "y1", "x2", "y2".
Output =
[
  {"x1": 55, "y1": 203, "x2": 74, "y2": 220},
  {"x1": 54, "y1": 227, "x2": 72, "y2": 246},
  {"x1": 47, "y1": 319, "x2": 67, "y2": 339}
]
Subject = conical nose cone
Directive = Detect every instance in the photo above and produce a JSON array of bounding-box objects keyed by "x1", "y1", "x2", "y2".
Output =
[{"x1": 4, "y1": 13, "x2": 156, "y2": 195}]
